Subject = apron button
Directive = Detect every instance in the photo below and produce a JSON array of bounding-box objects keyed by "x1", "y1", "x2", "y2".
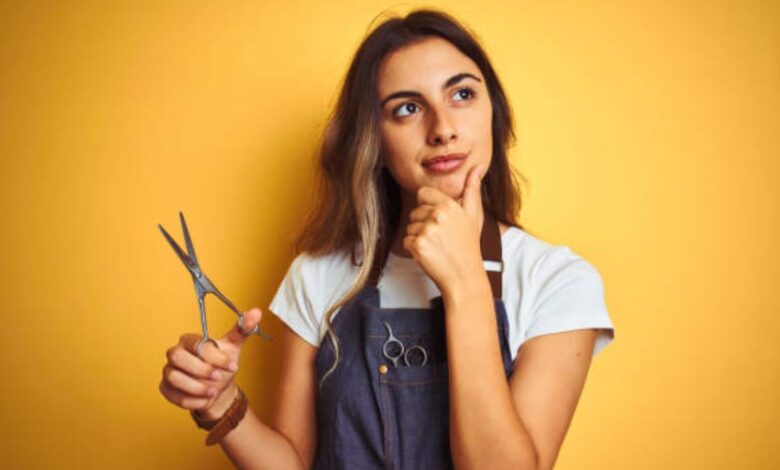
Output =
[{"x1": 378, "y1": 364, "x2": 388, "y2": 374}]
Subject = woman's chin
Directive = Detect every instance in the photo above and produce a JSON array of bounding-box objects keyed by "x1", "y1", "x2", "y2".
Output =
[
  {"x1": 428, "y1": 174, "x2": 467, "y2": 200},
  {"x1": 401, "y1": 173, "x2": 466, "y2": 202}
]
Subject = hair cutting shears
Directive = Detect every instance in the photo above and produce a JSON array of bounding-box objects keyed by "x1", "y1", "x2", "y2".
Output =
[
  {"x1": 158, "y1": 211, "x2": 272, "y2": 358},
  {"x1": 382, "y1": 321, "x2": 428, "y2": 367}
]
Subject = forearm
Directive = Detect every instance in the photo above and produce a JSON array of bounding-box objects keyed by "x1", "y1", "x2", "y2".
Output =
[
  {"x1": 442, "y1": 274, "x2": 538, "y2": 470},
  {"x1": 202, "y1": 385, "x2": 306, "y2": 470}
]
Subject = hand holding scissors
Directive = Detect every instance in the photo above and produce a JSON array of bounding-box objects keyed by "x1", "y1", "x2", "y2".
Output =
[
  {"x1": 158, "y1": 211, "x2": 272, "y2": 358},
  {"x1": 159, "y1": 309, "x2": 261, "y2": 416}
]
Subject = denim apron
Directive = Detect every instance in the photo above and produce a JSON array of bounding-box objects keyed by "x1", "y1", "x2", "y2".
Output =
[{"x1": 313, "y1": 209, "x2": 514, "y2": 469}]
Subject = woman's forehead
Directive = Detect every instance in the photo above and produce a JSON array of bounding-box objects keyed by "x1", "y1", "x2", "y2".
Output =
[{"x1": 377, "y1": 37, "x2": 482, "y2": 92}]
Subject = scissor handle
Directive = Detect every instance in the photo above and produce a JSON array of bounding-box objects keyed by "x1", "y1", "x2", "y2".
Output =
[
  {"x1": 195, "y1": 337, "x2": 220, "y2": 359},
  {"x1": 238, "y1": 315, "x2": 273, "y2": 341},
  {"x1": 382, "y1": 322, "x2": 405, "y2": 367},
  {"x1": 382, "y1": 337, "x2": 404, "y2": 364},
  {"x1": 403, "y1": 345, "x2": 428, "y2": 367}
]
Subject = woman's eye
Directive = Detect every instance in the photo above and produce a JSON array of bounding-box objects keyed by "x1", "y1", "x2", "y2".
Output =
[
  {"x1": 453, "y1": 87, "x2": 475, "y2": 101},
  {"x1": 394, "y1": 102, "x2": 419, "y2": 118},
  {"x1": 391, "y1": 88, "x2": 475, "y2": 119}
]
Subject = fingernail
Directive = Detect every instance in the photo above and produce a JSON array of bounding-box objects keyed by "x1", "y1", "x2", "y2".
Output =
[
  {"x1": 210, "y1": 370, "x2": 222, "y2": 381},
  {"x1": 228, "y1": 362, "x2": 238, "y2": 372},
  {"x1": 208, "y1": 388, "x2": 217, "y2": 397}
]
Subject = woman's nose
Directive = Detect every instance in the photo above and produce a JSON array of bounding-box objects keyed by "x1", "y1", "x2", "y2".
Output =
[{"x1": 427, "y1": 105, "x2": 458, "y2": 145}]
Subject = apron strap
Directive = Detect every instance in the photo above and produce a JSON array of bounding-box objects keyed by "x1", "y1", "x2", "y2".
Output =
[
  {"x1": 481, "y1": 209, "x2": 503, "y2": 299},
  {"x1": 368, "y1": 205, "x2": 503, "y2": 299}
]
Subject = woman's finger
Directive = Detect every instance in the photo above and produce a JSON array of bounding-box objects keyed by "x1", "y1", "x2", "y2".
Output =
[
  {"x1": 220, "y1": 307, "x2": 263, "y2": 347},
  {"x1": 159, "y1": 380, "x2": 212, "y2": 411},
  {"x1": 179, "y1": 334, "x2": 237, "y2": 372},
  {"x1": 409, "y1": 204, "x2": 435, "y2": 223},
  {"x1": 162, "y1": 364, "x2": 218, "y2": 398},
  {"x1": 165, "y1": 345, "x2": 223, "y2": 381},
  {"x1": 406, "y1": 221, "x2": 425, "y2": 236}
]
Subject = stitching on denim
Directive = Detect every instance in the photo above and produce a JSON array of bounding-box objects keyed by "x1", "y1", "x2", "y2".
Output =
[
  {"x1": 380, "y1": 377, "x2": 447, "y2": 386},
  {"x1": 379, "y1": 382, "x2": 393, "y2": 469}
]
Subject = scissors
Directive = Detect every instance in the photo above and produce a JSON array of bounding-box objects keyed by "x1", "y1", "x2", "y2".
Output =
[
  {"x1": 382, "y1": 321, "x2": 428, "y2": 367},
  {"x1": 158, "y1": 211, "x2": 272, "y2": 358}
]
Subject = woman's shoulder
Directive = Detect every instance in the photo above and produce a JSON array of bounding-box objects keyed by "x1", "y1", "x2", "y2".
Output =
[
  {"x1": 501, "y1": 225, "x2": 614, "y2": 357},
  {"x1": 268, "y1": 247, "x2": 361, "y2": 347},
  {"x1": 501, "y1": 225, "x2": 603, "y2": 285},
  {"x1": 284, "y1": 245, "x2": 369, "y2": 296},
  {"x1": 286, "y1": 247, "x2": 361, "y2": 284}
]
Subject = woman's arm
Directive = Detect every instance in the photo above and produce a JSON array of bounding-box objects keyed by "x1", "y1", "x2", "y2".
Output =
[
  {"x1": 442, "y1": 274, "x2": 597, "y2": 470},
  {"x1": 211, "y1": 394, "x2": 307, "y2": 470},
  {"x1": 269, "y1": 323, "x2": 319, "y2": 468},
  {"x1": 206, "y1": 323, "x2": 318, "y2": 469},
  {"x1": 507, "y1": 326, "x2": 597, "y2": 470},
  {"x1": 443, "y1": 275, "x2": 538, "y2": 469},
  {"x1": 403, "y1": 173, "x2": 598, "y2": 468}
]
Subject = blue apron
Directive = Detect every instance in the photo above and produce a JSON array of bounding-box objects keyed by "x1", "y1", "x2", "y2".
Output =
[{"x1": 313, "y1": 209, "x2": 514, "y2": 469}]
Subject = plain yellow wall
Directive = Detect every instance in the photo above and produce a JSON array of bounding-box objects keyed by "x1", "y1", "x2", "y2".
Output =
[{"x1": 1, "y1": 0, "x2": 777, "y2": 468}]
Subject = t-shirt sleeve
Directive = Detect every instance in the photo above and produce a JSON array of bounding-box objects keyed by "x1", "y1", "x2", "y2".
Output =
[
  {"x1": 523, "y1": 246, "x2": 616, "y2": 356},
  {"x1": 267, "y1": 254, "x2": 321, "y2": 347}
]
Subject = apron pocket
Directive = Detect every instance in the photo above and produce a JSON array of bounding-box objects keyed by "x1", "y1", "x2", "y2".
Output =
[
  {"x1": 379, "y1": 361, "x2": 448, "y2": 385},
  {"x1": 378, "y1": 365, "x2": 453, "y2": 468}
]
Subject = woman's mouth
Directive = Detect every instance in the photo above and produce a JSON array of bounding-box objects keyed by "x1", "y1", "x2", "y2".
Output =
[{"x1": 422, "y1": 154, "x2": 466, "y2": 175}]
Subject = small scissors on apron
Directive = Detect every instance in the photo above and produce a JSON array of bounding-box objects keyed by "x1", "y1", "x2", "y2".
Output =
[
  {"x1": 382, "y1": 321, "x2": 428, "y2": 367},
  {"x1": 158, "y1": 211, "x2": 272, "y2": 358}
]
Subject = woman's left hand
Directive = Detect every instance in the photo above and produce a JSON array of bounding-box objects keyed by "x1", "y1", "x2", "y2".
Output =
[{"x1": 403, "y1": 164, "x2": 487, "y2": 294}]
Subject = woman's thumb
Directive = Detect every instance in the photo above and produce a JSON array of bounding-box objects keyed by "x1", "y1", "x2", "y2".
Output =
[
  {"x1": 461, "y1": 164, "x2": 485, "y2": 215},
  {"x1": 221, "y1": 307, "x2": 263, "y2": 348}
]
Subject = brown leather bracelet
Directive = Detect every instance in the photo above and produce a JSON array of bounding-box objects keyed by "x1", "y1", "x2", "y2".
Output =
[
  {"x1": 190, "y1": 387, "x2": 238, "y2": 431},
  {"x1": 190, "y1": 387, "x2": 248, "y2": 446}
]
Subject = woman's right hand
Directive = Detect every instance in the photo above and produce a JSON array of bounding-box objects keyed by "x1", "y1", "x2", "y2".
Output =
[{"x1": 159, "y1": 307, "x2": 264, "y2": 419}]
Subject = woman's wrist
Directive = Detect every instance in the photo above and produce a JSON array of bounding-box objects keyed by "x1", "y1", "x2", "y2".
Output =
[
  {"x1": 441, "y1": 270, "x2": 492, "y2": 306},
  {"x1": 198, "y1": 382, "x2": 239, "y2": 420}
]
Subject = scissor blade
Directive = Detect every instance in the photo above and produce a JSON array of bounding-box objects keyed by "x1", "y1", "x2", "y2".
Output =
[
  {"x1": 202, "y1": 273, "x2": 273, "y2": 340},
  {"x1": 179, "y1": 211, "x2": 199, "y2": 266},
  {"x1": 206, "y1": 278, "x2": 242, "y2": 317},
  {"x1": 158, "y1": 223, "x2": 199, "y2": 274}
]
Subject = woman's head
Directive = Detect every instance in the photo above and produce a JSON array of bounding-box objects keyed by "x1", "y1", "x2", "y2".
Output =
[
  {"x1": 378, "y1": 35, "x2": 494, "y2": 203},
  {"x1": 297, "y1": 8, "x2": 524, "y2": 259},
  {"x1": 293, "y1": 9, "x2": 527, "y2": 388}
]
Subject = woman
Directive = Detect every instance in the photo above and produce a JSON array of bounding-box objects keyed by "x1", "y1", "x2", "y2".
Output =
[{"x1": 159, "y1": 8, "x2": 615, "y2": 469}]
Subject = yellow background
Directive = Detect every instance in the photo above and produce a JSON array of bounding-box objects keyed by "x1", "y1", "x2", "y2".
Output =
[{"x1": 1, "y1": 0, "x2": 777, "y2": 468}]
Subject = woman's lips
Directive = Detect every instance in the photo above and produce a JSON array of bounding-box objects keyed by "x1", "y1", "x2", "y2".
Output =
[{"x1": 422, "y1": 156, "x2": 466, "y2": 175}]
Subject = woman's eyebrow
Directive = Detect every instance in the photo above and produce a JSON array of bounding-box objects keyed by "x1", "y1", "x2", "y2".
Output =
[{"x1": 380, "y1": 72, "x2": 482, "y2": 108}]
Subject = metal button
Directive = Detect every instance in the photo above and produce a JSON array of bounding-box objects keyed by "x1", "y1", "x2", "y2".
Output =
[{"x1": 378, "y1": 364, "x2": 388, "y2": 374}]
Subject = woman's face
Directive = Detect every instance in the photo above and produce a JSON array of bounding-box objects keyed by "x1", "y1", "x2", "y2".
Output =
[{"x1": 377, "y1": 36, "x2": 493, "y2": 202}]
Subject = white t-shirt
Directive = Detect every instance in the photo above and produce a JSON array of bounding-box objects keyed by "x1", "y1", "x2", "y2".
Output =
[{"x1": 268, "y1": 226, "x2": 615, "y2": 363}]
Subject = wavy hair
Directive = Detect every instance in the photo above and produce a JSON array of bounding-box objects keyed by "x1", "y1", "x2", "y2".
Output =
[{"x1": 292, "y1": 8, "x2": 528, "y2": 389}]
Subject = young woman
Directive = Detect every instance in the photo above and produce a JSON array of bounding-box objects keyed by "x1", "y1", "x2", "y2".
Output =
[{"x1": 159, "y1": 9, "x2": 615, "y2": 469}]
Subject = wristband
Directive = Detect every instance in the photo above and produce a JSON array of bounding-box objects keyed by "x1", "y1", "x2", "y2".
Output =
[{"x1": 190, "y1": 387, "x2": 248, "y2": 446}]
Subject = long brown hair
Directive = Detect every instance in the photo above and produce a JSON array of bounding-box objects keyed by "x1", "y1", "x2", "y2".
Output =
[{"x1": 293, "y1": 8, "x2": 528, "y2": 389}]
